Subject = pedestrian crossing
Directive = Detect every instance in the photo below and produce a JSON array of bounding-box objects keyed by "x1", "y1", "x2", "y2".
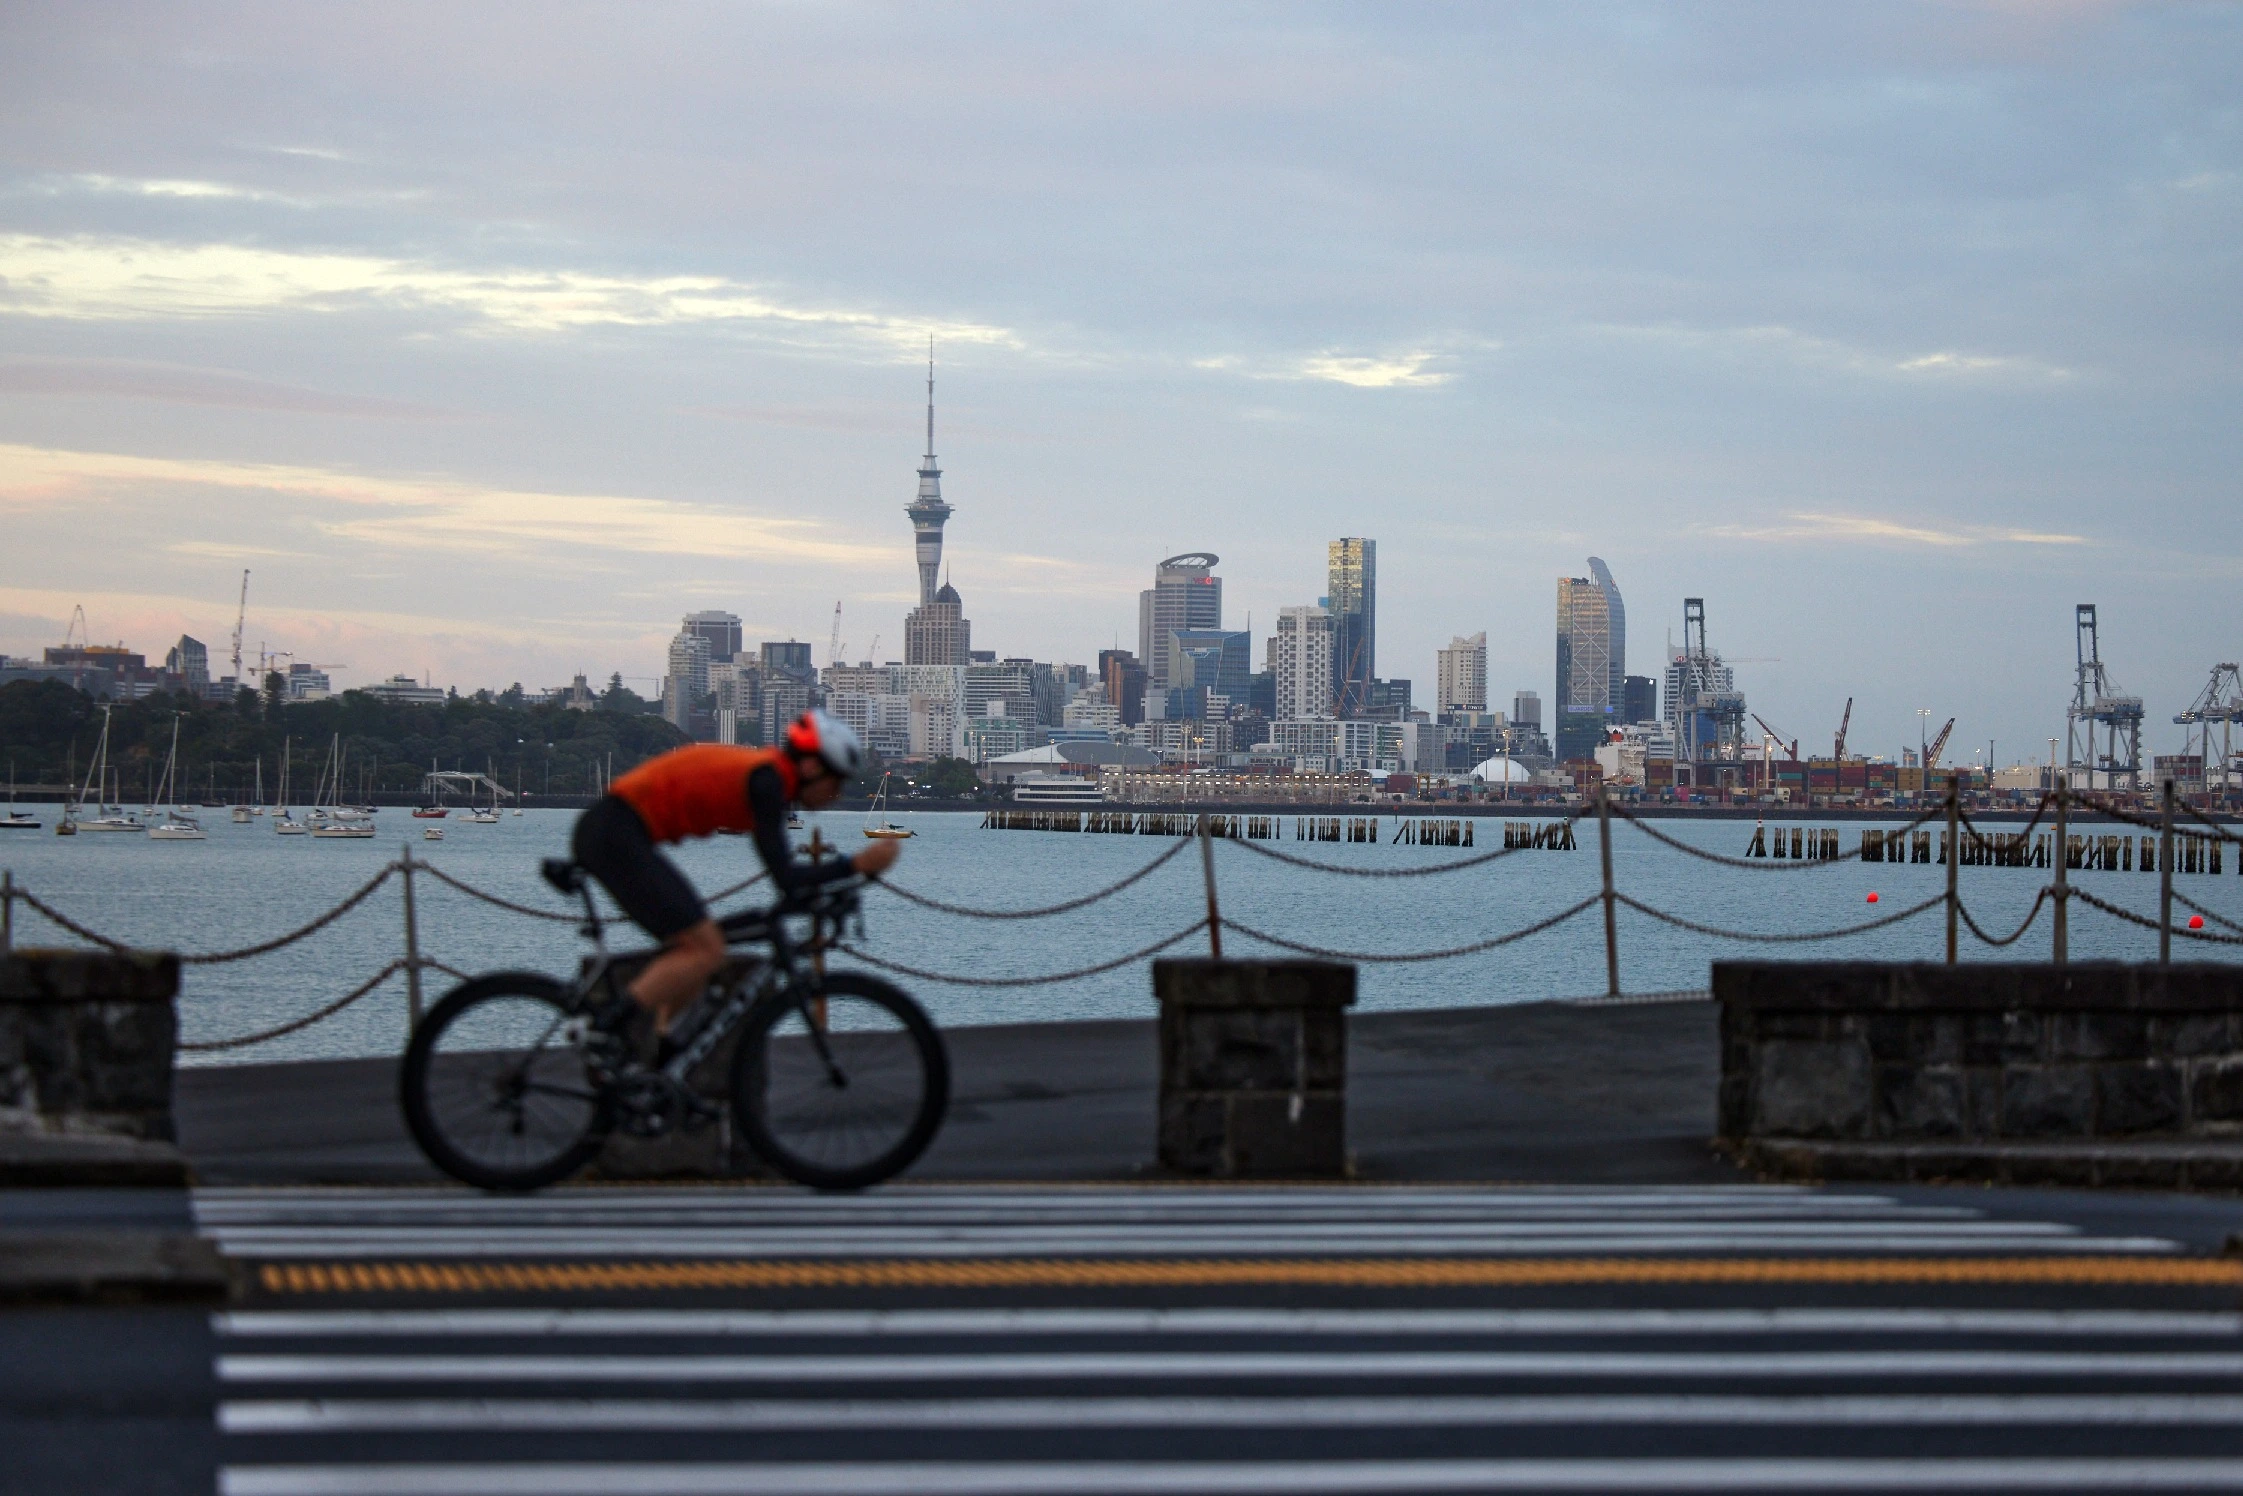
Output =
[
  {"x1": 193, "y1": 1184, "x2": 2181, "y2": 1260},
  {"x1": 214, "y1": 1305, "x2": 2243, "y2": 1494}
]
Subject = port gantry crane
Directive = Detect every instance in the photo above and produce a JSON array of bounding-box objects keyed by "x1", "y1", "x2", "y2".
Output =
[
  {"x1": 1749, "y1": 713, "x2": 1797, "y2": 760},
  {"x1": 2174, "y1": 663, "x2": 2243, "y2": 800},
  {"x1": 2067, "y1": 604, "x2": 2144, "y2": 791},
  {"x1": 230, "y1": 570, "x2": 250, "y2": 686}
]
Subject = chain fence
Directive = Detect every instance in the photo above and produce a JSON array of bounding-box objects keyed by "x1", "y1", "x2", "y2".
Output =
[{"x1": 3, "y1": 780, "x2": 2237, "y2": 1054}]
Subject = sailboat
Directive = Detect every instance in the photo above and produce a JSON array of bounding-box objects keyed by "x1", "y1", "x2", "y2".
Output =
[
  {"x1": 461, "y1": 759, "x2": 500, "y2": 823},
  {"x1": 72, "y1": 707, "x2": 143, "y2": 832},
  {"x1": 862, "y1": 771, "x2": 914, "y2": 839},
  {"x1": 413, "y1": 759, "x2": 449, "y2": 819},
  {"x1": 309, "y1": 735, "x2": 375, "y2": 838},
  {"x1": 274, "y1": 737, "x2": 307, "y2": 835},
  {"x1": 200, "y1": 765, "x2": 224, "y2": 809},
  {"x1": 234, "y1": 758, "x2": 257, "y2": 823},
  {"x1": 147, "y1": 719, "x2": 206, "y2": 840},
  {"x1": 2, "y1": 762, "x2": 37, "y2": 829}
]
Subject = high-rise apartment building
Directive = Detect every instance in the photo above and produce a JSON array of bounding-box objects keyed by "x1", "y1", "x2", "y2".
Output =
[
  {"x1": 1272, "y1": 605, "x2": 1334, "y2": 721},
  {"x1": 683, "y1": 610, "x2": 743, "y2": 665},
  {"x1": 1513, "y1": 690, "x2": 1542, "y2": 730},
  {"x1": 1138, "y1": 553, "x2": 1222, "y2": 693},
  {"x1": 165, "y1": 635, "x2": 210, "y2": 688},
  {"x1": 1436, "y1": 633, "x2": 1487, "y2": 716},
  {"x1": 665, "y1": 629, "x2": 712, "y2": 734},
  {"x1": 1623, "y1": 673, "x2": 1657, "y2": 725},
  {"x1": 1555, "y1": 557, "x2": 1626, "y2": 761},
  {"x1": 1099, "y1": 649, "x2": 1146, "y2": 728},
  {"x1": 1326, "y1": 538, "x2": 1375, "y2": 717},
  {"x1": 904, "y1": 582, "x2": 970, "y2": 666}
]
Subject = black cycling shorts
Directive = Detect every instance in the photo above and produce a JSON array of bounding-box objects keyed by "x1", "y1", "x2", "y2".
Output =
[{"x1": 571, "y1": 795, "x2": 708, "y2": 940}]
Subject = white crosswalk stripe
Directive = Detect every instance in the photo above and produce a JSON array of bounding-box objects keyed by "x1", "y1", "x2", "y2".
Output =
[
  {"x1": 192, "y1": 1185, "x2": 2180, "y2": 1259},
  {"x1": 216, "y1": 1304, "x2": 2243, "y2": 1494}
]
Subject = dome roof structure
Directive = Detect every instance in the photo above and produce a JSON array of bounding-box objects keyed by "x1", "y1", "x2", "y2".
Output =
[{"x1": 1471, "y1": 755, "x2": 1534, "y2": 783}]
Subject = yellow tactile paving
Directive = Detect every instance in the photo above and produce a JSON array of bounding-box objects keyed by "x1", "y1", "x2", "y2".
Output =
[{"x1": 256, "y1": 1254, "x2": 2243, "y2": 1296}]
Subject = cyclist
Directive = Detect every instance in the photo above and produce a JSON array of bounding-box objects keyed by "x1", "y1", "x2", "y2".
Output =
[{"x1": 570, "y1": 710, "x2": 899, "y2": 1049}]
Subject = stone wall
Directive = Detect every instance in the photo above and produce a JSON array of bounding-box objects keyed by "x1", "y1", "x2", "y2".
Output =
[
  {"x1": 1717, "y1": 961, "x2": 2243, "y2": 1189},
  {"x1": 0, "y1": 949, "x2": 180, "y2": 1141},
  {"x1": 1154, "y1": 958, "x2": 1354, "y2": 1177}
]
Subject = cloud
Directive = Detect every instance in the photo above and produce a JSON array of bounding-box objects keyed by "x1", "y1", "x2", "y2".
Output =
[
  {"x1": 1707, "y1": 511, "x2": 2089, "y2": 548},
  {"x1": 0, "y1": 442, "x2": 899, "y2": 569},
  {"x1": 0, "y1": 358, "x2": 454, "y2": 417},
  {"x1": 0, "y1": 235, "x2": 1019, "y2": 352},
  {"x1": 1194, "y1": 349, "x2": 1454, "y2": 388},
  {"x1": 1596, "y1": 322, "x2": 2075, "y2": 383}
]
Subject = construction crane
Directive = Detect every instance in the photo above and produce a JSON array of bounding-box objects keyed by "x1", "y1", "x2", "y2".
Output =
[
  {"x1": 828, "y1": 602, "x2": 845, "y2": 669},
  {"x1": 1925, "y1": 717, "x2": 1956, "y2": 772},
  {"x1": 1833, "y1": 697, "x2": 1853, "y2": 762},
  {"x1": 1749, "y1": 714, "x2": 1797, "y2": 760},
  {"x1": 2174, "y1": 663, "x2": 2243, "y2": 797},
  {"x1": 230, "y1": 570, "x2": 250, "y2": 683}
]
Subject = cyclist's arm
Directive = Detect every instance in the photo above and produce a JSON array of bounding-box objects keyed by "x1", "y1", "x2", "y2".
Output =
[{"x1": 746, "y1": 764, "x2": 857, "y2": 894}]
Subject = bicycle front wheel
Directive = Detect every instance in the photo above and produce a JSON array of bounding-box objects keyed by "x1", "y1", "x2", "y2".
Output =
[
  {"x1": 400, "y1": 972, "x2": 611, "y2": 1192},
  {"x1": 732, "y1": 971, "x2": 948, "y2": 1190}
]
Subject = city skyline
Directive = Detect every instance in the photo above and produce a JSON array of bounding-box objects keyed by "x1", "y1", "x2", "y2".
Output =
[{"x1": 1, "y1": 6, "x2": 2236, "y2": 765}]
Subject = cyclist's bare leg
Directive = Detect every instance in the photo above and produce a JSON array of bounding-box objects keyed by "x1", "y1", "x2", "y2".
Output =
[{"x1": 629, "y1": 919, "x2": 726, "y2": 1033}]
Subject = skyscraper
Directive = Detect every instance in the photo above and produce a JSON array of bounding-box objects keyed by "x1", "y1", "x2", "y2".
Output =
[
  {"x1": 1326, "y1": 538, "x2": 1375, "y2": 717},
  {"x1": 1556, "y1": 557, "x2": 1626, "y2": 760},
  {"x1": 1138, "y1": 553, "x2": 1223, "y2": 693},
  {"x1": 665, "y1": 629, "x2": 712, "y2": 734},
  {"x1": 682, "y1": 610, "x2": 743, "y2": 664},
  {"x1": 905, "y1": 343, "x2": 952, "y2": 609},
  {"x1": 1437, "y1": 633, "x2": 1487, "y2": 715},
  {"x1": 1273, "y1": 605, "x2": 1334, "y2": 721}
]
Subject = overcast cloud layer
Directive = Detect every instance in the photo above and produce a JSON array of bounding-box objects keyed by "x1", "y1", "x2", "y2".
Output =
[{"x1": 1, "y1": 1, "x2": 2237, "y2": 765}]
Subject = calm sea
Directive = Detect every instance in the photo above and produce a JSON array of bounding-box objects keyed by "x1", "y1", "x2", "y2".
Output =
[{"x1": 2, "y1": 806, "x2": 2235, "y2": 1067}]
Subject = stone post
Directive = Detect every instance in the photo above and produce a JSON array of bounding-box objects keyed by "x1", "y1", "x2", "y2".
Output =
[
  {"x1": 0, "y1": 948, "x2": 188, "y2": 1184},
  {"x1": 1154, "y1": 958, "x2": 1354, "y2": 1177}
]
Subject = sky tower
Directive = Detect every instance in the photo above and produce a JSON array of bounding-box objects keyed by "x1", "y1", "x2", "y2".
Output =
[{"x1": 905, "y1": 341, "x2": 953, "y2": 607}]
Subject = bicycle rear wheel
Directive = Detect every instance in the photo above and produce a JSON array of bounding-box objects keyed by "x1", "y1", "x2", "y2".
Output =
[
  {"x1": 731, "y1": 971, "x2": 948, "y2": 1190},
  {"x1": 400, "y1": 973, "x2": 610, "y2": 1191}
]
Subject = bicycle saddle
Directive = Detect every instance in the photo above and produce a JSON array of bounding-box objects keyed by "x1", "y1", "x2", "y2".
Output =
[{"x1": 540, "y1": 858, "x2": 587, "y2": 895}]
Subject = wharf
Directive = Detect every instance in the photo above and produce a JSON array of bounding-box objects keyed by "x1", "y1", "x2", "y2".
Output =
[{"x1": 174, "y1": 997, "x2": 1732, "y2": 1186}]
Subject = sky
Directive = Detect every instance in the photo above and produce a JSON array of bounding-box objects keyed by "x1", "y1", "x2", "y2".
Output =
[{"x1": 0, "y1": 1, "x2": 2237, "y2": 767}]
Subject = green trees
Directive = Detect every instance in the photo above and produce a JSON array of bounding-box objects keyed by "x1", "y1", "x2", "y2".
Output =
[{"x1": 0, "y1": 680, "x2": 686, "y2": 797}]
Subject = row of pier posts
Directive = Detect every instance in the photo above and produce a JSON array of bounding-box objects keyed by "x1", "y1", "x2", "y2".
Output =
[{"x1": 1502, "y1": 821, "x2": 1577, "y2": 850}]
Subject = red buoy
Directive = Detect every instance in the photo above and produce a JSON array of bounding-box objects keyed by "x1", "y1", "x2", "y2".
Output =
[
  {"x1": 2190, "y1": 914, "x2": 2205, "y2": 930},
  {"x1": 1866, "y1": 892, "x2": 1880, "y2": 904}
]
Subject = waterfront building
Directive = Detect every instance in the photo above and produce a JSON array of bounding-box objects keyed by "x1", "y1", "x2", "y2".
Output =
[
  {"x1": 1138, "y1": 553, "x2": 1223, "y2": 698},
  {"x1": 1271, "y1": 605, "x2": 1334, "y2": 723},
  {"x1": 1326, "y1": 538, "x2": 1375, "y2": 717},
  {"x1": 364, "y1": 674, "x2": 446, "y2": 705},
  {"x1": 1437, "y1": 633, "x2": 1487, "y2": 716},
  {"x1": 286, "y1": 662, "x2": 331, "y2": 701}
]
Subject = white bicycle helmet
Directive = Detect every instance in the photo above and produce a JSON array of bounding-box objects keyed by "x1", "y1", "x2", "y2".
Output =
[{"x1": 786, "y1": 709, "x2": 866, "y2": 780}]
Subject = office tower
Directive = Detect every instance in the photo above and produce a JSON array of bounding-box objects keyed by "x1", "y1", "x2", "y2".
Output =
[
  {"x1": 165, "y1": 635, "x2": 209, "y2": 688},
  {"x1": 1166, "y1": 628, "x2": 1252, "y2": 702},
  {"x1": 1272, "y1": 605, "x2": 1334, "y2": 721},
  {"x1": 905, "y1": 344, "x2": 952, "y2": 608},
  {"x1": 682, "y1": 610, "x2": 743, "y2": 665},
  {"x1": 665, "y1": 629, "x2": 712, "y2": 733},
  {"x1": 1099, "y1": 649, "x2": 1146, "y2": 727},
  {"x1": 1437, "y1": 633, "x2": 1487, "y2": 715},
  {"x1": 760, "y1": 640, "x2": 814, "y2": 681},
  {"x1": 1514, "y1": 690, "x2": 1542, "y2": 730},
  {"x1": 1623, "y1": 673, "x2": 1657, "y2": 725},
  {"x1": 1326, "y1": 538, "x2": 1375, "y2": 717},
  {"x1": 904, "y1": 580, "x2": 971, "y2": 666},
  {"x1": 1556, "y1": 557, "x2": 1625, "y2": 760},
  {"x1": 1138, "y1": 553, "x2": 1223, "y2": 692}
]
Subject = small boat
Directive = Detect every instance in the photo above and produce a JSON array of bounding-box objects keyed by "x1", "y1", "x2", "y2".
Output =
[
  {"x1": 2, "y1": 763, "x2": 36, "y2": 829},
  {"x1": 413, "y1": 807, "x2": 449, "y2": 819},
  {"x1": 274, "y1": 737, "x2": 306, "y2": 834},
  {"x1": 146, "y1": 719, "x2": 206, "y2": 840},
  {"x1": 422, "y1": 826, "x2": 445, "y2": 841},
  {"x1": 68, "y1": 710, "x2": 143, "y2": 832},
  {"x1": 462, "y1": 808, "x2": 499, "y2": 824},
  {"x1": 862, "y1": 772, "x2": 915, "y2": 839},
  {"x1": 311, "y1": 817, "x2": 375, "y2": 840}
]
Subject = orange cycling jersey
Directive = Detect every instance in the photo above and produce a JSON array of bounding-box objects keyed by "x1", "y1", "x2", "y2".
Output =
[{"x1": 609, "y1": 744, "x2": 801, "y2": 845}]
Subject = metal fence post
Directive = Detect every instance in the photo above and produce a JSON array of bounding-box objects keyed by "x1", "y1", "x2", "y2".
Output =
[
  {"x1": 398, "y1": 849, "x2": 424, "y2": 1026},
  {"x1": 1, "y1": 869, "x2": 12, "y2": 954},
  {"x1": 1197, "y1": 811, "x2": 1223, "y2": 960},
  {"x1": 1597, "y1": 785, "x2": 1619, "y2": 999},
  {"x1": 2051, "y1": 780, "x2": 2068, "y2": 967},
  {"x1": 2159, "y1": 778, "x2": 2175, "y2": 968},
  {"x1": 1945, "y1": 774, "x2": 1960, "y2": 965}
]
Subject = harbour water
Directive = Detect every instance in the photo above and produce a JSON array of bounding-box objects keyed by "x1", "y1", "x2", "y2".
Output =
[{"x1": 2, "y1": 807, "x2": 2236, "y2": 1067}]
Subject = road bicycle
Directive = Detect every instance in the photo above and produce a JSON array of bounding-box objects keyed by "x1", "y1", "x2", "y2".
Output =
[{"x1": 400, "y1": 859, "x2": 948, "y2": 1191}]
